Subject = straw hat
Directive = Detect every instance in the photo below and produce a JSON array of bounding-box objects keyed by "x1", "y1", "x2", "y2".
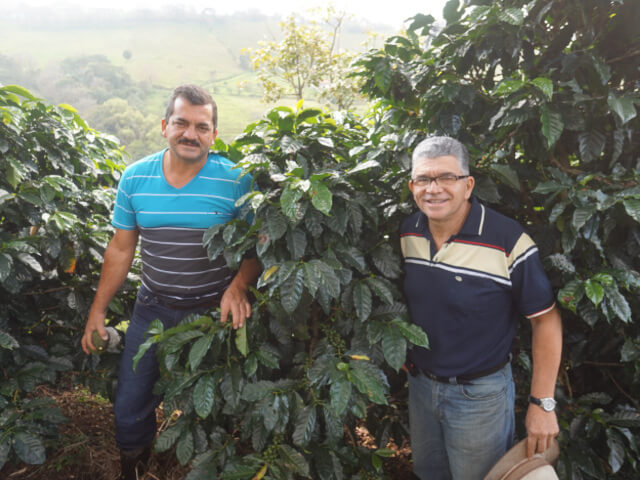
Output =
[{"x1": 483, "y1": 438, "x2": 560, "y2": 480}]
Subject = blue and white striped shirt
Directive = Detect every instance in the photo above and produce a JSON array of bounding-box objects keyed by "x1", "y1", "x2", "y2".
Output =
[{"x1": 112, "y1": 149, "x2": 252, "y2": 306}]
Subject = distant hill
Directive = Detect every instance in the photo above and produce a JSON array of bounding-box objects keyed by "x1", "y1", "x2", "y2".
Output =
[{"x1": 0, "y1": 5, "x2": 394, "y2": 153}]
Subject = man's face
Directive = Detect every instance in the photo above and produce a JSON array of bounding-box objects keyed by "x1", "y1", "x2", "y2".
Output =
[
  {"x1": 162, "y1": 96, "x2": 217, "y2": 164},
  {"x1": 408, "y1": 155, "x2": 475, "y2": 226}
]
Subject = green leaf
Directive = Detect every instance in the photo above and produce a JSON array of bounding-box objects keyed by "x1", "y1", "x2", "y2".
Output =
[
  {"x1": 622, "y1": 198, "x2": 640, "y2": 223},
  {"x1": 133, "y1": 336, "x2": 158, "y2": 372},
  {"x1": 348, "y1": 160, "x2": 380, "y2": 175},
  {"x1": 352, "y1": 282, "x2": 372, "y2": 322},
  {"x1": 366, "y1": 277, "x2": 394, "y2": 305},
  {"x1": 372, "y1": 243, "x2": 402, "y2": 279},
  {"x1": 584, "y1": 279, "x2": 604, "y2": 307},
  {"x1": 296, "y1": 108, "x2": 322, "y2": 125},
  {"x1": 540, "y1": 105, "x2": 564, "y2": 149},
  {"x1": 382, "y1": 326, "x2": 407, "y2": 372},
  {"x1": 603, "y1": 284, "x2": 631, "y2": 323},
  {"x1": 578, "y1": 130, "x2": 605, "y2": 163},
  {"x1": 286, "y1": 228, "x2": 307, "y2": 260},
  {"x1": 492, "y1": 79, "x2": 525, "y2": 96},
  {"x1": 310, "y1": 181, "x2": 332, "y2": 216},
  {"x1": 278, "y1": 444, "x2": 310, "y2": 476},
  {"x1": 330, "y1": 376, "x2": 352, "y2": 416},
  {"x1": 235, "y1": 324, "x2": 248, "y2": 357},
  {"x1": 531, "y1": 77, "x2": 554, "y2": 100},
  {"x1": 2, "y1": 84, "x2": 38, "y2": 100},
  {"x1": 13, "y1": 432, "x2": 45, "y2": 465},
  {"x1": 498, "y1": 7, "x2": 524, "y2": 25},
  {"x1": 606, "y1": 429, "x2": 625, "y2": 473},
  {"x1": 0, "y1": 330, "x2": 19, "y2": 350},
  {"x1": 293, "y1": 405, "x2": 317, "y2": 447},
  {"x1": 443, "y1": 0, "x2": 462, "y2": 23},
  {"x1": 317, "y1": 137, "x2": 334, "y2": 149},
  {"x1": 620, "y1": 338, "x2": 640, "y2": 362},
  {"x1": 533, "y1": 181, "x2": 565, "y2": 194},
  {"x1": 572, "y1": 206, "x2": 597, "y2": 231},
  {"x1": 280, "y1": 187, "x2": 303, "y2": 222},
  {"x1": 393, "y1": 318, "x2": 429, "y2": 348},
  {"x1": 16, "y1": 253, "x2": 42, "y2": 273},
  {"x1": 607, "y1": 93, "x2": 637, "y2": 125},
  {"x1": 0, "y1": 441, "x2": 9, "y2": 471},
  {"x1": 194, "y1": 374, "x2": 216, "y2": 418},
  {"x1": 189, "y1": 333, "x2": 214, "y2": 371},
  {"x1": 349, "y1": 361, "x2": 388, "y2": 405},
  {"x1": 489, "y1": 164, "x2": 520, "y2": 191},
  {"x1": 280, "y1": 268, "x2": 304, "y2": 314},
  {"x1": 374, "y1": 61, "x2": 393, "y2": 94},
  {"x1": 301, "y1": 261, "x2": 321, "y2": 297},
  {"x1": 176, "y1": 429, "x2": 194, "y2": 466}
]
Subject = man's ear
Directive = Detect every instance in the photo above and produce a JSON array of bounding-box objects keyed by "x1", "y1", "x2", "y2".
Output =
[
  {"x1": 161, "y1": 118, "x2": 168, "y2": 138},
  {"x1": 464, "y1": 175, "x2": 475, "y2": 199}
]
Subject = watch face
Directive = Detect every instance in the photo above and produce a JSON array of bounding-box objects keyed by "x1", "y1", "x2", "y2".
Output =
[{"x1": 541, "y1": 398, "x2": 556, "y2": 411}]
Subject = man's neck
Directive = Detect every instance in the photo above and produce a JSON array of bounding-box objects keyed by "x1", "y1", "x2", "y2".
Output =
[
  {"x1": 163, "y1": 150, "x2": 207, "y2": 189},
  {"x1": 427, "y1": 202, "x2": 472, "y2": 251}
]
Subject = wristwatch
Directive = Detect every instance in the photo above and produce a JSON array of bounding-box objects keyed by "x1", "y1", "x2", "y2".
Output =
[{"x1": 529, "y1": 395, "x2": 557, "y2": 412}]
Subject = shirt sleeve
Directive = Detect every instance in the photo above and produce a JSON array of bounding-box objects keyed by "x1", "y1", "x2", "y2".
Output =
[
  {"x1": 111, "y1": 173, "x2": 137, "y2": 230},
  {"x1": 508, "y1": 232, "x2": 555, "y2": 318}
]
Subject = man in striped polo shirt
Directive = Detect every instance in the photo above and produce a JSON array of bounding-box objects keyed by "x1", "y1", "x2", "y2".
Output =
[
  {"x1": 401, "y1": 136, "x2": 562, "y2": 479},
  {"x1": 81, "y1": 84, "x2": 260, "y2": 480}
]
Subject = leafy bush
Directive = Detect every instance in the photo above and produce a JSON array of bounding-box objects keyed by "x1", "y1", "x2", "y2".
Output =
[
  {"x1": 0, "y1": 85, "x2": 134, "y2": 469},
  {"x1": 354, "y1": 0, "x2": 640, "y2": 477},
  {"x1": 132, "y1": 103, "x2": 426, "y2": 479}
]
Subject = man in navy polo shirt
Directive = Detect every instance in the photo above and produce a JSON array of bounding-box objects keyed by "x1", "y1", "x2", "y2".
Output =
[
  {"x1": 400, "y1": 136, "x2": 562, "y2": 479},
  {"x1": 81, "y1": 84, "x2": 260, "y2": 480}
]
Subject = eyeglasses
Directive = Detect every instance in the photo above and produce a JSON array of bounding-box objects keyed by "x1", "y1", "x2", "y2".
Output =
[{"x1": 411, "y1": 174, "x2": 469, "y2": 187}]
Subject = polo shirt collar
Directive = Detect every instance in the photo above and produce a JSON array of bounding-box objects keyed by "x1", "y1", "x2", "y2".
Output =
[{"x1": 458, "y1": 195, "x2": 485, "y2": 237}]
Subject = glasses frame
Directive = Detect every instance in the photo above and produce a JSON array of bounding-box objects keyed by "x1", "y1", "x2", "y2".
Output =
[{"x1": 411, "y1": 174, "x2": 470, "y2": 188}]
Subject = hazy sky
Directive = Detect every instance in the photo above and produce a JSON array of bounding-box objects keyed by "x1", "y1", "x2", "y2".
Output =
[{"x1": 20, "y1": 0, "x2": 447, "y2": 29}]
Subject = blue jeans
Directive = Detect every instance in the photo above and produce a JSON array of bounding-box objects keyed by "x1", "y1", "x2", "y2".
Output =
[
  {"x1": 114, "y1": 285, "x2": 209, "y2": 451},
  {"x1": 408, "y1": 364, "x2": 516, "y2": 480}
]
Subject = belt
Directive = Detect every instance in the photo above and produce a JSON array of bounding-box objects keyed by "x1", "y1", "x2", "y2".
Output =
[{"x1": 408, "y1": 355, "x2": 511, "y2": 385}]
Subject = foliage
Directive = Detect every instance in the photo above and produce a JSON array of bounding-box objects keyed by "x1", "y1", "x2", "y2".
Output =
[
  {"x1": 86, "y1": 97, "x2": 161, "y2": 160},
  {"x1": 354, "y1": 0, "x2": 640, "y2": 477},
  {"x1": 245, "y1": 8, "x2": 364, "y2": 110},
  {"x1": 0, "y1": 85, "x2": 135, "y2": 470},
  {"x1": 134, "y1": 102, "x2": 426, "y2": 479}
]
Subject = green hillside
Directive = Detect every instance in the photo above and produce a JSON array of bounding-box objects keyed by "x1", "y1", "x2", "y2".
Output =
[{"x1": 0, "y1": 8, "x2": 389, "y2": 155}]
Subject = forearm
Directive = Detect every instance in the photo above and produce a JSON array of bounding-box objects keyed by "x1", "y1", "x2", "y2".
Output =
[
  {"x1": 228, "y1": 257, "x2": 261, "y2": 292},
  {"x1": 89, "y1": 233, "x2": 138, "y2": 315},
  {"x1": 529, "y1": 307, "x2": 563, "y2": 397}
]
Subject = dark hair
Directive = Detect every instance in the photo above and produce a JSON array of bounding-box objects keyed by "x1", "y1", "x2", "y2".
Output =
[
  {"x1": 412, "y1": 136, "x2": 470, "y2": 176},
  {"x1": 165, "y1": 84, "x2": 218, "y2": 130}
]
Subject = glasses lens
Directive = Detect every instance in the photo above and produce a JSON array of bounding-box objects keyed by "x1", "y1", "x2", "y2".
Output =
[{"x1": 436, "y1": 174, "x2": 458, "y2": 186}]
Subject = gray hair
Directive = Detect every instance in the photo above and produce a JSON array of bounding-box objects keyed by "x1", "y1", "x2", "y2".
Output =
[{"x1": 411, "y1": 136, "x2": 470, "y2": 177}]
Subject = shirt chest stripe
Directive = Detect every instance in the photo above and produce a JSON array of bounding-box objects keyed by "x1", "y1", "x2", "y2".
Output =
[{"x1": 405, "y1": 258, "x2": 512, "y2": 287}]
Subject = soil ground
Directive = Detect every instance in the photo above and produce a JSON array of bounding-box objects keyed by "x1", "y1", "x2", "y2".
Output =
[{"x1": 1, "y1": 377, "x2": 413, "y2": 479}]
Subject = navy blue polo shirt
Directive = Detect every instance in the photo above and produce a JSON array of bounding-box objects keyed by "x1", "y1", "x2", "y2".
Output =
[{"x1": 400, "y1": 196, "x2": 555, "y2": 378}]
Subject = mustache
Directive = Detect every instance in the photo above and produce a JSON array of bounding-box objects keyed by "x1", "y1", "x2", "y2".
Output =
[{"x1": 178, "y1": 139, "x2": 200, "y2": 147}]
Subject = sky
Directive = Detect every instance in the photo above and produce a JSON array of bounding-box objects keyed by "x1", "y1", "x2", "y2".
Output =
[{"x1": 19, "y1": 0, "x2": 447, "y2": 29}]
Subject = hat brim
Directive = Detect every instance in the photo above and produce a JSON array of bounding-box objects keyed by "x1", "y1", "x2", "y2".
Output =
[{"x1": 483, "y1": 438, "x2": 560, "y2": 480}]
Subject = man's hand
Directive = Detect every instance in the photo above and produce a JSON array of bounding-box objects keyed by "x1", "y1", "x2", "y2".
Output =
[
  {"x1": 219, "y1": 257, "x2": 260, "y2": 329},
  {"x1": 82, "y1": 308, "x2": 108, "y2": 354},
  {"x1": 525, "y1": 403, "x2": 559, "y2": 458},
  {"x1": 220, "y1": 283, "x2": 251, "y2": 329}
]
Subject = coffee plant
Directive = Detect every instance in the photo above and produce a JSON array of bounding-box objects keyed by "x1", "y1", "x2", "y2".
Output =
[
  {"x1": 132, "y1": 103, "x2": 427, "y2": 479},
  {"x1": 0, "y1": 85, "x2": 135, "y2": 469},
  {"x1": 355, "y1": 0, "x2": 640, "y2": 477}
]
